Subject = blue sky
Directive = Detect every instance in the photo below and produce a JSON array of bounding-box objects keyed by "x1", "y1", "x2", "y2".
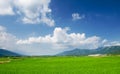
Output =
[
  {"x1": 51, "y1": 0, "x2": 120, "y2": 41},
  {"x1": 0, "y1": 0, "x2": 120, "y2": 55}
]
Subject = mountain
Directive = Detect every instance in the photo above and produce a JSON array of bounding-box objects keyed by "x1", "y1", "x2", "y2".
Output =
[
  {"x1": 57, "y1": 49, "x2": 95, "y2": 56},
  {"x1": 96, "y1": 46, "x2": 120, "y2": 54},
  {"x1": 57, "y1": 46, "x2": 120, "y2": 56},
  {"x1": 0, "y1": 49, "x2": 21, "y2": 57}
]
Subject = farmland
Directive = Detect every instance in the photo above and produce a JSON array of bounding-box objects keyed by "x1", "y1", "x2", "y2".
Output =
[{"x1": 0, "y1": 56, "x2": 120, "y2": 74}]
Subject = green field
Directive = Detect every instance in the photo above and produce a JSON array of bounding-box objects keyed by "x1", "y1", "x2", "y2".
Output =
[{"x1": 0, "y1": 56, "x2": 120, "y2": 74}]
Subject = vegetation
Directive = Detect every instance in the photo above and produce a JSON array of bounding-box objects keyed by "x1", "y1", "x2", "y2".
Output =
[{"x1": 0, "y1": 56, "x2": 120, "y2": 74}]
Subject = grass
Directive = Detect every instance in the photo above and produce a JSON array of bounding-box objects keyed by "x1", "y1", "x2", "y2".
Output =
[{"x1": 0, "y1": 56, "x2": 120, "y2": 74}]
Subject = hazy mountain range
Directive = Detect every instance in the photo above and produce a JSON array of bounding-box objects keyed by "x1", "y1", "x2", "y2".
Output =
[
  {"x1": 0, "y1": 49, "x2": 21, "y2": 57},
  {"x1": 57, "y1": 46, "x2": 120, "y2": 56},
  {"x1": 0, "y1": 46, "x2": 120, "y2": 56}
]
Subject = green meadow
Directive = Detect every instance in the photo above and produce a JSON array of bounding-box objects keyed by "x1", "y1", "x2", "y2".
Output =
[{"x1": 0, "y1": 56, "x2": 120, "y2": 74}]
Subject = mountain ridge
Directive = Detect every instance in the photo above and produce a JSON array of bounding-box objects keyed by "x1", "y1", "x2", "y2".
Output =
[
  {"x1": 0, "y1": 49, "x2": 21, "y2": 57},
  {"x1": 57, "y1": 46, "x2": 120, "y2": 56}
]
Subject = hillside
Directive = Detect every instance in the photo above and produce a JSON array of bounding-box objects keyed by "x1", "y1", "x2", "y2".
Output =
[
  {"x1": 96, "y1": 46, "x2": 120, "y2": 54},
  {"x1": 57, "y1": 46, "x2": 120, "y2": 56},
  {"x1": 0, "y1": 49, "x2": 21, "y2": 57},
  {"x1": 57, "y1": 49, "x2": 95, "y2": 56}
]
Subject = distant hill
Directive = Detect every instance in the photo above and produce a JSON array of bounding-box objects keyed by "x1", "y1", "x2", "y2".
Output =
[
  {"x1": 57, "y1": 49, "x2": 95, "y2": 56},
  {"x1": 0, "y1": 49, "x2": 21, "y2": 57},
  {"x1": 57, "y1": 46, "x2": 120, "y2": 56},
  {"x1": 96, "y1": 46, "x2": 120, "y2": 54}
]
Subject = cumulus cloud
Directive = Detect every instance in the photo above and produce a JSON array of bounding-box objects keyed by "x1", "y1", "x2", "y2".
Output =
[
  {"x1": 17, "y1": 27, "x2": 103, "y2": 49},
  {"x1": 0, "y1": 26, "x2": 6, "y2": 31},
  {"x1": 0, "y1": 26, "x2": 17, "y2": 50},
  {"x1": 1, "y1": 25, "x2": 116, "y2": 55},
  {"x1": 14, "y1": 0, "x2": 54, "y2": 26},
  {"x1": 0, "y1": 0, "x2": 54, "y2": 26},
  {"x1": 0, "y1": 0, "x2": 14, "y2": 15},
  {"x1": 72, "y1": 13, "x2": 85, "y2": 21},
  {"x1": 104, "y1": 41, "x2": 120, "y2": 47}
]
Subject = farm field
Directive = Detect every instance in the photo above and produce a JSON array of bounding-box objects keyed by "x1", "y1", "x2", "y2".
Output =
[{"x1": 0, "y1": 56, "x2": 120, "y2": 74}]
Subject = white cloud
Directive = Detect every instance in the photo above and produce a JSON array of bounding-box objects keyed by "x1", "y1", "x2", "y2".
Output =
[
  {"x1": 0, "y1": 0, "x2": 54, "y2": 26},
  {"x1": 1, "y1": 25, "x2": 117, "y2": 55},
  {"x1": 0, "y1": 0, "x2": 14, "y2": 15},
  {"x1": 17, "y1": 27, "x2": 103, "y2": 50},
  {"x1": 0, "y1": 25, "x2": 6, "y2": 31},
  {"x1": 0, "y1": 26, "x2": 17, "y2": 50},
  {"x1": 14, "y1": 0, "x2": 54, "y2": 26},
  {"x1": 72, "y1": 13, "x2": 85, "y2": 21},
  {"x1": 104, "y1": 41, "x2": 120, "y2": 47}
]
